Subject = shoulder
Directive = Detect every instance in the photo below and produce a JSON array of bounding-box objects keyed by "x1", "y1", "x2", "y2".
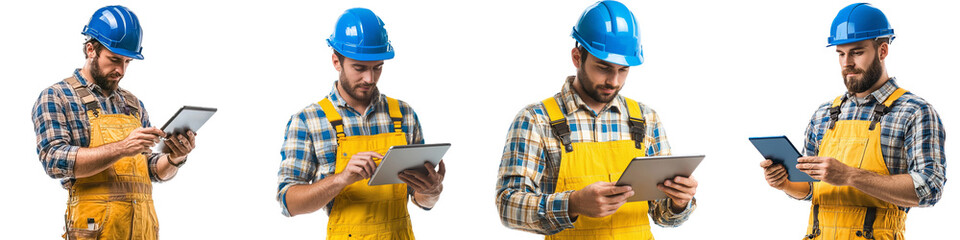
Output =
[
  {"x1": 290, "y1": 102, "x2": 327, "y2": 123},
  {"x1": 621, "y1": 96, "x2": 662, "y2": 123},
  {"x1": 38, "y1": 80, "x2": 72, "y2": 99},
  {"x1": 894, "y1": 92, "x2": 938, "y2": 115}
]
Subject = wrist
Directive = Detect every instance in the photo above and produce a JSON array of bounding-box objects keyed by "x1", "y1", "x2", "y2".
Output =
[
  {"x1": 167, "y1": 154, "x2": 186, "y2": 168},
  {"x1": 567, "y1": 190, "x2": 580, "y2": 218}
]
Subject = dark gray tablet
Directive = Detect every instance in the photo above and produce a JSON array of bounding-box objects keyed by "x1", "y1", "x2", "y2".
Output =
[
  {"x1": 749, "y1": 136, "x2": 817, "y2": 182},
  {"x1": 155, "y1": 106, "x2": 217, "y2": 151},
  {"x1": 615, "y1": 155, "x2": 704, "y2": 202},
  {"x1": 368, "y1": 143, "x2": 451, "y2": 186}
]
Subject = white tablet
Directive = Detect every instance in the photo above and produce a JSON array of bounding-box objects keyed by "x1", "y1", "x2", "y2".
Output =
[
  {"x1": 615, "y1": 155, "x2": 704, "y2": 202},
  {"x1": 155, "y1": 106, "x2": 217, "y2": 151},
  {"x1": 368, "y1": 143, "x2": 451, "y2": 186}
]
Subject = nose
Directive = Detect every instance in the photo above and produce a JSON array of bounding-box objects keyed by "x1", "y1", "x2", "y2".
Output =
[{"x1": 841, "y1": 54, "x2": 855, "y2": 69}]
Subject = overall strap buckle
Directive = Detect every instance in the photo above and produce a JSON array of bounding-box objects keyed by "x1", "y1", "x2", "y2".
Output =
[
  {"x1": 542, "y1": 97, "x2": 574, "y2": 152},
  {"x1": 806, "y1": 204, "x2": 821, "y2": 239},
  {"x1": 622, "y1": 97, "x2": 646, "y2": 150},
  {"x1": 857, "y1": 207, "x2": 878, "y2": 239}
]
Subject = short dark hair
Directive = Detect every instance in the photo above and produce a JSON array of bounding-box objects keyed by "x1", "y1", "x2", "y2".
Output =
[
  {"x1": 333, "y1": 50, "x2": 345, "y2": 67},
  {"x1": 82, "y1": 38, "x2": 105, "y2": 58},
  {"x1": 576, "y1": 42, "x2": 588, "y2": 66},
  {"x1": 873, "y1": 37, "x2": 891, "y2": 48}
]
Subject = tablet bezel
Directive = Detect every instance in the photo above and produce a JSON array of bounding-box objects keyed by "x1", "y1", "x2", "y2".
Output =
[
  {"x1": 615, "y1": 155, "x2": 704, "y2": 202},
  {"x1": 367, "y1": 143, "x2": 451, "y2": 186}
]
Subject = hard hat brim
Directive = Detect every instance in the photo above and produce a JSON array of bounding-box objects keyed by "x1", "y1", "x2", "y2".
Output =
[
  {"x1": 826, "y1": 35, "x2": 895, "y2": 47},
  {"x1": 103, "y1": 45, "x2": 144, "y2": 60}
]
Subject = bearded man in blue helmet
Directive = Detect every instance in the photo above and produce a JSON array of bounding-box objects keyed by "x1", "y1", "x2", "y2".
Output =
[
  {"x1": 760, "y1": 3, "x2": 946, "y2": 239},
  {"x1": 32, "y1": 5, "x2": 199, "y2": 239},
  {"x1": 496, "y1": 1, "x2": 698, "y2": 239},
  {"x1": 277, "y1": 8, "x2": 446, "y2": 239}
]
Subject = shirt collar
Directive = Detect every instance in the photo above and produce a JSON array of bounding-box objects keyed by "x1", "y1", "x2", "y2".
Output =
[
  {"x1": 842, "y1": 77, "x2": 899, "y2": 104},
  {"x1": 559, "y1": 75, "x2": 624, "y2": 116},
  {"x1": 326, "y1": 81, "x2": 385, "y2": 110}
]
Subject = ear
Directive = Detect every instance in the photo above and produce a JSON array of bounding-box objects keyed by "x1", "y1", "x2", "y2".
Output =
[
  {"x1": 571, "y1": 47, "x2": 581, "y2": 69},
  {"x1": 84, "y1": 43, "x2": 96, "y2": 60},
  {"x1": 332, "y1": 53, "x2": 342, "y2": 72},
  {"x1": 877, "y1": 41, "x2": 889, "y2": 61}
]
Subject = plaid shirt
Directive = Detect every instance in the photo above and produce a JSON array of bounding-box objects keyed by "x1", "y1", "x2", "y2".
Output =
[
  {"x1": 801, "y1": 78, "x2": 947, "y2": 210},
  {"x1": 277, "y1": 82, "x2": 425, "y2": 217},
  {"x1": 496, "y1": 76, "x2": 696, "y2": 235},
  {"x1": 32, "y1": 69, "x2": 165, "y2": 189}
]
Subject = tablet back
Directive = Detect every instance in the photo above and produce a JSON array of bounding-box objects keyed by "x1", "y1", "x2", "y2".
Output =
[
  {"x1": 749, "y1": 136, "x2": 817, "y2": 182},
  {"x1": 615, "y1": 155, "x2": 704, "y2": 202}
]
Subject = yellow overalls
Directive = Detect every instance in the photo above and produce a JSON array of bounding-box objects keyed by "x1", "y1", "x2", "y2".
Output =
[
  {"x1": 541, "y1": 97, "x2": 654, "y2": 240},
  {"x1": 62, "y1": 76, "x2": 159, "y2": 240},
  {"x1": 805, "y1": 88, "x2": 909, "y2": 240},
  {"x1": 318, "y1": 97, "x2": 414, "y2": 240}
]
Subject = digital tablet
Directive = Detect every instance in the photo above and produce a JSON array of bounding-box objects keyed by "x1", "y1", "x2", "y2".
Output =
[
  {"x1": 615, "y1": 155, "x2": 704, "y2": 202},
  {"x1": 155, "y1": 106, "x2": 217, "y2": 151},
  {"x1": 749, "y1": 136, "x2": 817, "y2": 182},
  {"x1": 368, "y1": 143, "x2": 451, "y2": 186}
]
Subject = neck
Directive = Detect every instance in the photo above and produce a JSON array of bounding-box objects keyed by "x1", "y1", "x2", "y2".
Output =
[
  {"x1": 853, "y1": 72, "x2": 890, "y2": 99},
  {"x1": 571, "y1": 78, "x2": 608, "y2": 111},
  {"x1": 336, "y1": 83, "x2": 371, "y2": 114}
]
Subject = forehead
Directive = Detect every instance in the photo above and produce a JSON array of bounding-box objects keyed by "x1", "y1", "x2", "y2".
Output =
[
  {"x1": 343, "y1": 56, "x2": 385, "y2": 66},
  {"x1": 835, "y1": 39, "x2": 874, "y2": 51}
]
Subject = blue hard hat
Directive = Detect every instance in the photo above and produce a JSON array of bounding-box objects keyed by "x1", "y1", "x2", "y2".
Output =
[
  {"x1": 572, "y1": 1, "x2": 643, "y2": 66},
  {"x1": 827, "y1": 3, "x2": 894, "y2": 47},
  {"x1": 82, "y1": 5, "x2": 144, "y2": 60},
  {"x1": 327, "y1": 8, "x2": 394, "y2": 61}
]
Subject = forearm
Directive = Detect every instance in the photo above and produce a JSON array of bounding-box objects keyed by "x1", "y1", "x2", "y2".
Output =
[
  {"x1": 284, "y1": 174, "x2": 350, "y2": 216},
  {"x1": 74, "y1": 143, "x2": 125, "y2": 178},
  {"x1": 782, "y1": 181, "x2": 811, "y2": 200},
  {"x1": 849, "y1": 171, "x2": 919, "y2": 207},
  {"x1": 154, "y1": 154, "x2": 181, "y2": 181}
]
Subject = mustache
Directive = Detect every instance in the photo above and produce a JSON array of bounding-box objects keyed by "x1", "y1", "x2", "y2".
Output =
[
  {"x1": 842, "y1": 67, "x2": 864, "y2": 75},
  {"x1": 597, "y1": 84, "x2": 619, "y2": 90}
]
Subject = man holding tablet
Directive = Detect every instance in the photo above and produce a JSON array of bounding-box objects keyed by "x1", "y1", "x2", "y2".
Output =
[
  {"x1": 495, "y1": 1, "x2": 697, "y2": 238},
  {"x1": 760, "y1": 3, "x2": 947, "y2": 239},
  {"x1": 276, "y1": 8, "x2": 445, "y2": 239},
  {"x1": 31, "y1": 6, "x2": 197, "y2": 239}
]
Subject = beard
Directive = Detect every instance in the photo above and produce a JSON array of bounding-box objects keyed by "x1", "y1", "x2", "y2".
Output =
[
  {"x1": 842, "y1": 54, "x2": 883, "y2": 94},
  {"x1": 576, "y1": 66, "x2": 621, "y2": 104},
  {"x1": 339, "y1": 70, "x2": 379, "y2": 102},
  {"x1": 90, "y1": 53, "x2": 123, "y2": 92}
]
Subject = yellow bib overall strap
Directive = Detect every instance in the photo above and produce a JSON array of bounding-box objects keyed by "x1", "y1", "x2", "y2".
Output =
[
  {"x1": 318, "y1": 97, "x2": 414, "y2": 240},
  {"x1": 63, "y1": 76, "x2": 158, "y2": 240},
  {"x1": 542, "y1": 97, "x2": 652, "y2": 240},
  {"x1": 540, "y1": 97, "x2": 644, "y2": 153},
  {"x1": 806, "y1": 88, "x2": 909, "y2": 240}
]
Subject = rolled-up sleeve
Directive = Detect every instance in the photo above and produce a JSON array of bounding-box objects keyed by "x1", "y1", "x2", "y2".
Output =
[
  {"x1": 277, "y1": 112, "x2": 321, "y2": 217},
  {"x1": 642, "y1": 109, "x2": 697, "y2": 227},
  {"x1": 905, "y1": 105, "x2": 946, "y2": 207},
  {"x1": 33, "y1": 87, "x2": 79, "y2": 180},
  {"x1": 496, "y1": 108, "x2": 575, "y2": 235}
]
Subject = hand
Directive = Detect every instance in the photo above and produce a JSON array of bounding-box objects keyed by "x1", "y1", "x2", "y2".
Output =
[
  {"x1": 338, "y1": 151, "x2": 381, "y2": 184},
  {"x1": 399, "y1": 160, "x2": 445, "y2": 196},
  {"x1": 163, "y1": 130, "x2": 196, "y2": 162},
  {"x1": 760, "y1": 159, "x2": 790, "y2": 190},
  {"x1": 657, "y1": 176, "x2": 697, "y2": 213},
  {"x1": 796, "y1": 156, "x2": 856, "y2": 186},
  {"x1": 569, "y1": 182, "x2": 634, "y2": 218},
  {"x1": 115, "y1": 127, "x2": 164, "y2": 157}
]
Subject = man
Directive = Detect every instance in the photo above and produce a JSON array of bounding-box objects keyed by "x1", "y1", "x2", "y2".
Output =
[
  {"x1": 32, "y1": 5, "x2": 197, "y2": 239},
  {"x1": 760, "y1": 3, "x2": 947, "y2": 239},
  {"x1": 496, "y1": 1, "x2": 698, "y2": 239},
  {"x1": 276, "y1": 8, "x2": 445, "y2": 239}
]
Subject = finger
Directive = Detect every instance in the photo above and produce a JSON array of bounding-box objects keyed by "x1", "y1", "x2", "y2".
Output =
[
  {"x1": 766, "y1": 165, "x2": 786, "y2": 178},
  {"x1": 797, "y1": 156, "x2": 820, "y2": 163},
  {"x1": 401, "y1": 172, "x2": 429, "y2": 189},
  {"x1": 606, "y1": 190, "x2": 635, "y2": 203},
  {"x1": 406, "y1": 169, "x2": 435, "y2": 185},
  {"x1": 764, "y1": 163, "x2": 784, "y2": 174},
  {"x1": 399, "y1": 174, "x2": 426, "y2": 190},
  {"x1": 663, "y1": 180, "x2": 695, "y2": 195},
  {"x1": 187, "y1": 130, "x2": 196, "y2": 137},
  {"x1": 671, "y1": 176, "x2": 698, "y2": 188},
  {"x1": 165, "y1": 138, "x2": 184, "y2": 155},
  {"x1": 423, "y1": 161, "x2": 437, "y2": 176},
  {"x1": 363, "y1": 158, "x2": 377, "y2": 178},
  {"x1": 603, "y1": 185, "x2": 633, "y2": 196},
  {"x1": 437, "y1": 160, "x2": 446, "y2": 177},
  {"x1": 770, "y1": 168, "x2": 788, "y2": 181},
  {"x1": 759, "y1": 159, "x2": 774, "y2": 168},
  {"x1": 141, "y1": 127, "x2": 165, "y2": 138},
  {"x1": 658, "y1": 183, "x2": 693, "y2": 200},
  {"x1": 178, "y1": 134, "x2": 194, "y2": 150}
]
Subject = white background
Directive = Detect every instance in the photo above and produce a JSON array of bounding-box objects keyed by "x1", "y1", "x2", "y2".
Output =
[{"x1": 1, "y1": 0, "x2": 956, "y2": 239}]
